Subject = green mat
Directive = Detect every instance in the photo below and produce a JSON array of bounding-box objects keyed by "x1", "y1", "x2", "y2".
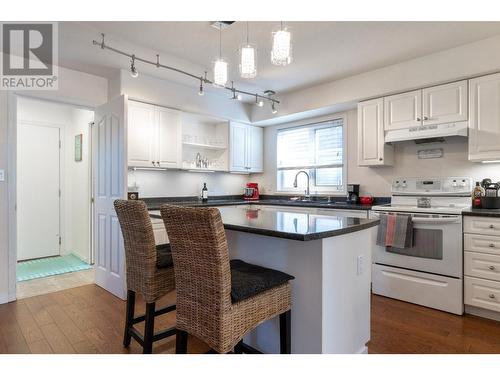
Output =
[{"x1": 17, "y1": 254, "x2": 92, "y2": 282}]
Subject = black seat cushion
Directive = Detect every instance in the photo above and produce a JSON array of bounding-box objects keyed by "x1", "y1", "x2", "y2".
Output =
[
  {"x1": 230, "y1": 259, "x2": 295, "y2": 304},
  {"x1": 156, "y1": 243, "x2": 173, "y2": 269}
]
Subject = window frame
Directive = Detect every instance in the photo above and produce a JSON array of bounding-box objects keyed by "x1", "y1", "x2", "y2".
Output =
[{"x1": 275, "y1": 115, "x2": 347, "y2": 195}]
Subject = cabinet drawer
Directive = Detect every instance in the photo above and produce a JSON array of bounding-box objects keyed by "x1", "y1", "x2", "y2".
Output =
[
  {"x1": 464, "y1": 251, "x2": 500, "y2": 282},
  {"x1": 465, "y1": 276, "x2": 500, "y2": 313},
  {"x1": 464, "y1": 233, "x2": 500, "y2": 255},
  {"x1": 464, "y1": 216, "x2": 500, "y2": 236}
]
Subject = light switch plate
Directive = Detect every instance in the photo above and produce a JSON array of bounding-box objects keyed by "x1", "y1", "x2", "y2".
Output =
[{"x1": 0, "y1": 169, "x2": 4, "y2": 182}]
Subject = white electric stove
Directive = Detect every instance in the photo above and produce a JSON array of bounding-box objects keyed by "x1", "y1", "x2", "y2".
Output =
[{"x1": 371, "y1": 177, "x2": 472, "y2": 315}]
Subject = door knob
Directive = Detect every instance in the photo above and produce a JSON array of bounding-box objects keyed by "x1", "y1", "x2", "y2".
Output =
[
  {"x1": 490, "y1": 224, "x2": 495, "y2": 229},
  {"x1": 489, "y1": 293, "x2": 496, "y2": 299},
  {"x1": 489, "y1": 265, "x2": 496, "y2": 270}
]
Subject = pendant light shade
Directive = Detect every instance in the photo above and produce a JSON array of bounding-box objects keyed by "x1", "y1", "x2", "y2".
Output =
[
  {"x1": 271, "y1": 23, "x2": 292, "y2": 66},
  {"x1": 213, "y1": 27, "x2": 228, "y2": 87},
  {"x1": 213, "y1": 58, "x2": 228, "y2": 86},
  {"x1": 239, "y1": 22, "x2": 257, "y2": 79}
]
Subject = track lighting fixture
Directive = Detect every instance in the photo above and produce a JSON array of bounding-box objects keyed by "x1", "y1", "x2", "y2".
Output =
[
  {"x1": 198, "y1": 78, "x2": 204, "y2": 96},
  {"x1": 130, "y1": 55, "x2": 138, "y2": 78},
  {"x1": 92, "y1": 33, "x2": 279, "y2": 107},
  {"x1": 255, "y1": 94, "x2": 264, "y2": 107},
  {"x1": 272, "y1": 102, "x2": 278, "y2": 114}
]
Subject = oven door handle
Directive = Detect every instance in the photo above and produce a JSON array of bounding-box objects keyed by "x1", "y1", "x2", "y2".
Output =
[{"x1": 410, "y1": 217, "x2": 461, "y2": 224}]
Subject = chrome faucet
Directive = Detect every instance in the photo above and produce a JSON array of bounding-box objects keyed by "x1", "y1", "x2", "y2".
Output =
[{"x1": 293, "y1": 170, "x2": 311, "y2": 201}]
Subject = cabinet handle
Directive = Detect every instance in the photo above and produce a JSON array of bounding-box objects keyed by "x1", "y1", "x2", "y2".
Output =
[
  {"x1": 490, "y1": 224, "x2": 495, "y2": 229},
  {"x1": 489, "y1": 293, "x2": 496, "y2": 299},
  {"x1": 416, "y1": 117, "x2": 421, "y2": 122},
  {"x1": 489, "y1": 265, "x2": 496, "y2": 270},
  {"x1": 379, "y1": 158, "x2": 383, "y2": 161},
  {"x1": 423, "y1": 116, "x2": 429, "y2": 121},
  {"x1": 152, "y1": 161, "x2": 155, "y2": 166},
  {"x1": 489, "y1": 244, "x2": 496, "y2": 248}
]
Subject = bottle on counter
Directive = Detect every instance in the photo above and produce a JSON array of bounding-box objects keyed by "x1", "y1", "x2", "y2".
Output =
[
  {"x1": 472, "y1": 181, "x2": 484, "y2": 208},
  {"x1": 202, "y1": 182, "x2": 208, "y2": 202}
]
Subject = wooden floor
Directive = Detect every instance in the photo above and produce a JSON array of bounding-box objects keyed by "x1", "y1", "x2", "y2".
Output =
[{"x1": 0, "y1": 284, "x2": 499, "y2": 354}]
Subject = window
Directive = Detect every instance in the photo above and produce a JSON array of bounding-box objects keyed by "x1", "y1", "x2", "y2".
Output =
[{"x1": 276, "y1": 118, "x2": 345, "y2": 193}]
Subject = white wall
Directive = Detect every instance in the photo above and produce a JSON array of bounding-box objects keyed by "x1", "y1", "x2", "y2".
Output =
[
  {"x1": 252, "y1": 33, "x2": 500, "y2": 125},
  {"x1": 16, "y1": 97, "x2": 94, "y2": 262},
  {"x1": 254, "y1": 109, "x2": 500, "y2": 197},
  {"x1": 116, "y1": 69, "x2": 252, "y2": 198},
  {"x1": 0, "y1": 66, "x2": 107, "y2": 303}
]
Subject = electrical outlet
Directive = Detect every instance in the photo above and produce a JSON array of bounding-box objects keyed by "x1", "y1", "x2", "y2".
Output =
[
  {"x1": 357, "y1": 255, "x2": 364, "y2": 276},
  {"x1": 0, "y1": 169, "x2": 4, "y2": 182}
]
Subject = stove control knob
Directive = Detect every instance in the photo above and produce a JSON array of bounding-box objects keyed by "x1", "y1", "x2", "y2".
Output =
[
  {"x1": 394, "y1": 181, "x2": 400, "y2": 188},
  {"x1": 402, "y1": 181, "x2": 407, "y2": 188},
  {"x1": 452, "y1": 179, "x2": 458, "y2": 188}
]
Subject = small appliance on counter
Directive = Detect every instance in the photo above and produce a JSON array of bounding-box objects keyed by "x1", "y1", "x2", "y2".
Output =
[
  {"x1": 127, "y1": 192, "x2": 139, "y2": 200},
  {"x1": 243, "y1": 182, "x2": 260, "y2": 201},
  {"x1": 347, "y1": 184, "x2": 360, "y2": 204},
  {"x1": 359, "y1": 196, "x2": 374, "y2": 205},
  {"x1": 473, "y1": 178, "x2": 500, "y2": 209}
]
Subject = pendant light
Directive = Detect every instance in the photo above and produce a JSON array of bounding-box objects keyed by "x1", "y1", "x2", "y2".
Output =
[
  {"x1": 213, "y1": 27, "x2": 228, "y2": 87},
  {"x1": 239, "y1": 22, "x2": 257, "y2": 79},
  {"x1": 271, "y1": 22, "x2": 292, "y2": 66}
]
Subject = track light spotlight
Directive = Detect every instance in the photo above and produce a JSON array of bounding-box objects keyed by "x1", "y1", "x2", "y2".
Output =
[
  {"x1": 130, "y1": 55, "x2": 138, "y2": 78},
  {"x1": 255, "y1": 94, "x2": 264, "y2": 107},
  {"x1": 272, "y1": 102, "x2": 278, "y2": 114},
  {"x1": 198, "y1": 78, "x2": 204, "y2": 96}
]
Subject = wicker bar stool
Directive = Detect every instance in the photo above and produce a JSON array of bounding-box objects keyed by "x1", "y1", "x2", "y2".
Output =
[
  {"x1": 160, "y1": 204, "x2": 294, "y2": 354},
  {"x1": 114, "y1": 199, "x2": 176, "y2": 354}
]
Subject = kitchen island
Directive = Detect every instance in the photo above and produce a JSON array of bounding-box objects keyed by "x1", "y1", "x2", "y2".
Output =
[{"x1": 150, "y1": 205, "x2": 379, "y2": 354}]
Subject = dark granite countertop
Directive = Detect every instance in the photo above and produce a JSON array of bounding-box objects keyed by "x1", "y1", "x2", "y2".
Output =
[
  {"x1": 149, "y1": 205, "x2": 379, "y2": 241},
  {"x1": 462, "y1": 207, "x2": 500, "y2": 218},
  {"x1": 142, "y1": 195, "x2": 388, "y2": 211}
]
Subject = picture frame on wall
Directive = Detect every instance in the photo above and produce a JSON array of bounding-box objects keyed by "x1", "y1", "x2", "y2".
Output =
[{"x1": 75, "y1": 134, "x2": 83, "y2": 161}]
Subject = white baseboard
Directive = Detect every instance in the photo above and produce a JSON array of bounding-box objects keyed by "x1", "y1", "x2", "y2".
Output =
[
  {"x1": 465, "y1": 305, "x2": 500, "y2": 322},
  {"x1": 357, "y1": 346, "x2": 368, "y2": 354},
  {"x1": 0, "y1": 293, "x2": 9, "y2": 305}
]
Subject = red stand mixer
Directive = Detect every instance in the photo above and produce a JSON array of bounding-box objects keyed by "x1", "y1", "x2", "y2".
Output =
[{"x1": 243, "y1": 183, "x2": 260, "y2": 201}]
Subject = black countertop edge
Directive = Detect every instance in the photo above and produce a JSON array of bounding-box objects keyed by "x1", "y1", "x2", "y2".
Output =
[
  {"x1": 462, "y1": 208, "x2": 500, "y2": 218},
  {"x1": 142, "y1": 195, "x2": 390, "y2": 211},
  {"x1": 149, "y1": 210, "x2": 379, "y2": 241},
  {"x1": 223, "y1": 220, "x2": 380, "y2": 241}
]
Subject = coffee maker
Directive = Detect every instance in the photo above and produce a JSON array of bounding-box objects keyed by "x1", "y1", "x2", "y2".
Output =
[
  {"x1": 347, "y1": 184, "x2": 360, "y2": 204},
  {"x1": 243, "y1": 183, "x2": 260, "y2": 201}
]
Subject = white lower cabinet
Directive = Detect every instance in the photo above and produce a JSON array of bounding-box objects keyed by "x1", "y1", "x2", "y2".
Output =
[{"x1": 464, "y1": 216, "x2": 500, "y2": 319}]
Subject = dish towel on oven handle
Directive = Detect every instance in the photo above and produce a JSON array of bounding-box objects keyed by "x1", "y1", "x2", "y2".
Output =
[{"x1": 376, "y1": 212, "x2": 413, "y2": 249}]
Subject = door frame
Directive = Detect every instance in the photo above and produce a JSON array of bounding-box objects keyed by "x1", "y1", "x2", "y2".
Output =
[{"x1": 7, "y1": 93, "x2": 96, "y2": 301}]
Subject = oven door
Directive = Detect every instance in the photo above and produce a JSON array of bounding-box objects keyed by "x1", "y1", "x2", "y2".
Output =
[{"x1": 371, "y1": 212, "x2": 463, "y2": 278}]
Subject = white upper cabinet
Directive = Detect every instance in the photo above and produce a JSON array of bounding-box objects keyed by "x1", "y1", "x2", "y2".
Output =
[
  {"x1": 157, "y1": 107, "x2": 182, "y2": 168},
  {"x1": 128, "y1": 101, "x2": 156, "y2": 167},
  {"x1": 384, "y1": 90, "x2": 422, "y2": 130},
  {"x1": 422, "y1": 80, "x2": 468, "y2": 126},
  {"x1": 127, "y1": 100, "x2": 182, "y2": 168},
  {"x1": 358, "y1": 98, "x2": 393, "y2": 167},
  {"x1": 469, "y1": 73, "x2": 500, "y2": 162},
  {"x1": 229, "y1": 122, "x2": 264, "y2": 173},
  {"x1": 247, "y1": 126, "x2": 264, "y2": 173}
]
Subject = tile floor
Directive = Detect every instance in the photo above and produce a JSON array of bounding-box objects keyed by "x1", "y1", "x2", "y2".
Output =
[{"x1": 17, "y1": 268, "x2": 95, "y2": 299}]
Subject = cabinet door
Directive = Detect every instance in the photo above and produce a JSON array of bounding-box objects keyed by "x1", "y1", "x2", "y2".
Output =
[
  {"x1": 127, "y1": 101, "x2": 156, "y2": 167},
  {"x1": 230, "y1": 122, "x2": 248, "y2": 172},
  {"x1": 384, "y1": 90, "x2": 422, "y2": 130},
  {"x1": 358, "y1": 98, "x2": 393, "y2": 166},
  {"x1": 247, "y1": 125, "x2": 263, "y2": 173},
  {"x1": 157, "y1": 107, "x2": 182, "y2": 168},
  {"x1": 422, "y1": 80, "x2": 468, "y2": 126},
  {"x1": 469, "y1": 73, "x2": 500, "y2": 162}
]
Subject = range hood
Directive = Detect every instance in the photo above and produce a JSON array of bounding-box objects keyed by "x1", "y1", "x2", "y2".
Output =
[{"x1": 385, "y1": 121, "x2": 468, "y2": 143}]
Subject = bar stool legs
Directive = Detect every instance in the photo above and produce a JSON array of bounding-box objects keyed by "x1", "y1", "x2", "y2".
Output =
[
  {"x1": 176, "y1": 329, "x2": 188, "y2": 354},
  {"x1": 280, "y1": 310, "x2": 291, "y2": 354},
  {"x1": 123, "y1": 290, "x2": 136, "y2": 347},
  {"x1": 143, "y1": 302, "x2": 156, "y2": 354}
]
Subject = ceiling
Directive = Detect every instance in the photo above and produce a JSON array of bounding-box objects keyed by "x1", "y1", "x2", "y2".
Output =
[{"x1": 58, "y1": 21, "x2": 500, "y2": 99}]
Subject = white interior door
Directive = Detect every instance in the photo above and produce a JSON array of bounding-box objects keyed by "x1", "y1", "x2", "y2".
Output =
[
  {"x1": 93, "y1": 95, "x2": 127, "y2": 299},
  {"x1": 17, "y1": 123, "x2": 61, "y2": 261}
]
